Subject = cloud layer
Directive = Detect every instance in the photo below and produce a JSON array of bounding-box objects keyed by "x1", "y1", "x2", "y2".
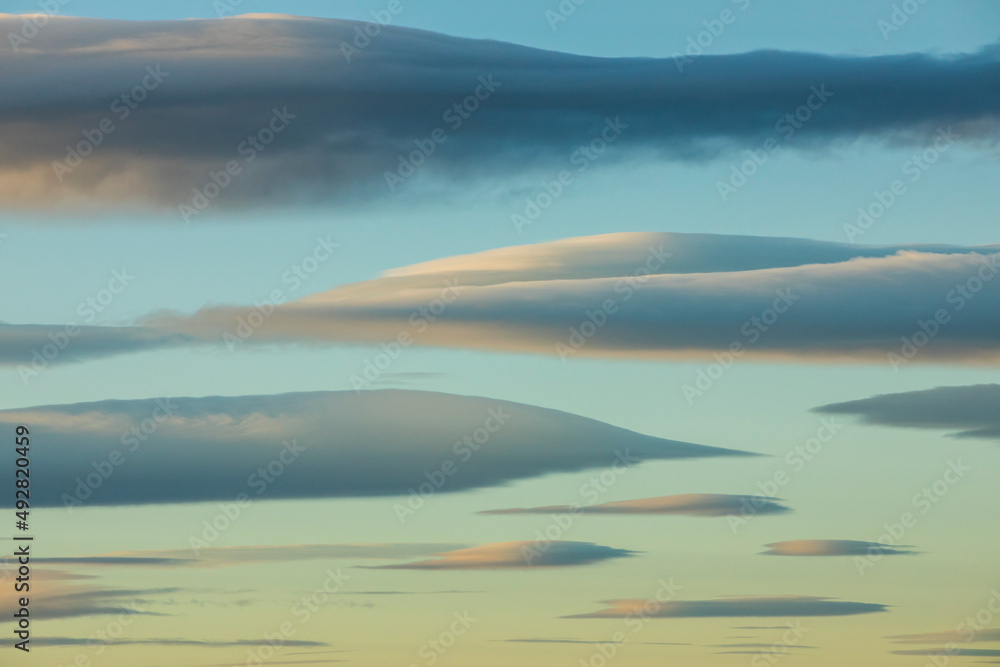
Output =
[
  {"x1": 154, "y1": 236, "x2": 1000, "y2": 363},
  {"x1": 36, "y1": 637, "x2": 332, "y2": 648},
  {"x1": 36, "y1": 543, "x2": 465, "y2": 568},
  {"x1": 372, "y1": 541, "x2": 635, "y2": 570},
  {"x1": 568, "y1": 596, "x2": 888, "y2": 618},
  {"x1": 815, "y1": 384, "x2": 1000, "y2": 440},
  {"x1": 5, "y1": 233, "x2": 1000, "y2": 368},
  {"x1": 889, "y1": 629, "x2": 1000, "y2": 644},
  {"x1": 2, "y1": 16, "x2": 998, "y2": 209},
  {"x1": 760, "y1": 540, "x2": 917, "y2": 557},
  {"x1": 482, "y1": 494, "x2": 790, "y2": 517},
  {"x1": 0, "y1": 578, "x2": 176, "y2": 619},
  {"x1": 0, "y1": 389, "x2": 750, "y2": 507},
  {"x1": 893, "y1": 648, "x2": 1000, "y2": 658}
]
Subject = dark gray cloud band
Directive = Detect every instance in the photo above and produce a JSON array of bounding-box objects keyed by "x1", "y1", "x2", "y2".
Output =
[{"x1": 1, "y1": 16, "x2": 998, "y2": 208}]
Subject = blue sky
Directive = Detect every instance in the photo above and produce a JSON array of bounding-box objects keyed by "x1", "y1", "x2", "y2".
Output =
[{"x1": 1, "y1": 3, "x2": 999, "y2": 666}]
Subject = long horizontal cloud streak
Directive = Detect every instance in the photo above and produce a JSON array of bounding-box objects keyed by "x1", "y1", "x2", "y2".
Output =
[
  {"x1": 567, "y1": 596, "x2": 888, "y2": 618},
  {"x1": 4, "y1": 233, "x2": 1000, "y2": 367},
  {"x1": 1, "y1": 16, "x2": 998, "y2": 208},
  {"x1": 371, "y1": 541, "x2": 635, "y2": 570},
  {"x1": 0, "y1": 323, "x2": 192, "y2": 364},
  {"x1": 482, "y1": 494, "x2": 790, "y2": 517},
  {"x1": 36, "y1": 543, "x2": 466, "y2": 568},
  {"x1": 0, "y1": 390, "x2": 750, "y2": 507},
  {"x1": 0, "y1": 580, "x2": 177, "y2": 619},
  {"x1": 353, "y1": 233, "x2": 1000, "y2": 288},
  {"x1": 760, "y1": 540, "x2": 917, "y2": 556},
  {"x1": 894, "y1": 648, "x2": 1000, "y2": 657},
  {"x1": 163, "y1": 249, "x2": 1000, "y2": 362},
  {"x1": 35, "y1": 637, "x2": 332, "y2": 648},
  {"x1": 890, "y1": 629, "x2": 1000, "y2": 644}
]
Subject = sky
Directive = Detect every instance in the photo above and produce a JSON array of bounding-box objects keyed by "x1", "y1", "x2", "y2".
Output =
[{"x1": 0, "y1": 2, "x2": 999, "y2": 666}]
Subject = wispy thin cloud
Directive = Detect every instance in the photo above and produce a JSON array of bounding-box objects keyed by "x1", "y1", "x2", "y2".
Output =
[{"x1": 482, "y1": 494, "x2": 790, "y2": 517}]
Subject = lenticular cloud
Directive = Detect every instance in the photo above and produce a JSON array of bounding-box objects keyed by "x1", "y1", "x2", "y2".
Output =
[{"x1": 0, "y1": 389, "x2": 752, "y2": 507}]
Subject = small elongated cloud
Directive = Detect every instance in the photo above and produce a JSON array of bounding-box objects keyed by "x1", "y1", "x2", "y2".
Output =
[
  {"x1": 894, "y1": 648, "x2": 1000, "y2": 657},
  {"x1": 481, "y1": 494, "x2": 789, "y2": 517},
  {"x1": 195, "y1": 661, "x2": 346, "y2": 667},
  {"x1": 1, "y1": 16, "x2": 998, "y2": 210},
  {"x1": 372, "y1": 541, "x2": 635, "y2": 570},
  {"x1": 346, "y1": 233, "x2": 1000, "y2": 288},
  {"x1": 36, "y1": 543, "x2": 465, "y2": 569},
  {"x1": 712, "y1": 643, "x2": 817, "y2": 649},
  {"x1": 568, "y1": 596, "x2": 888, "y2": 619},
  {"x1": 501, "y1": 639, "x2": 688, "y2": 645},
  {"x1": 889, "y1": 629, "x2": 1000, "y2": 644},
  {"x1": 36, "y1": 637, "x2": 332, "y2": 648},
  {"x1": 0, "y1": 580, "x2": 176, "y2": 619},
  {"x1": 760, "y1": 540, "x2": 917, "y2": 557},
  {"x1": 0, "y1": 567, "x2": 92, "y2": 581},
  {"x1": 815, "y1": 385, "x2": 1000, "y2": 440},
  {"x1": 0, "y1": 390, "x2": 749, "y2": 507},
  {"x1": 713, "y1": 642, "x2": 818, "y2": 655}
]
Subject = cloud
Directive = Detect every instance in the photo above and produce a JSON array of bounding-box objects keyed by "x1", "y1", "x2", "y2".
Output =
[
  {"x1": 36, "y1": 543, "x2": 465, "y2": 568},
  {"x1": 713, "y1": 642, "x2": 819, "y2": 654},
  {"x1": 481, "y1": 494, "x2": 789, "y2": 517},
  {"x1": 335, "y1": 590, "x2": 474, "y2": 596},
  {"x1": 815, "y1": 384, "x2": 1000, "y2": 440},
  {"x1": 5, "y1": 233, "x2": 1000, "y2": 368},
  {"x1": 38, "y1": 556, "x2": 198, "y2": 567},
  {"x1": 893, "y1": 648, "x2": 1000, "y2": 658},
  {"x1": 36, "y1": 637, "x2": 332, "y2": 648},
  {"x1": 567, "y1": 596, "x2": 888, "y2": 618},
  {"x1": 153, "y1": 239, "x2": 1000, "y2": 364},
  {"x1": 501, "y1": 639, "x2": 688, "y2": 645},
  {"x1": 760, "y1": 540, "x2": 918, "y2": 557},
  {"x1": 1, "y1": 16, "x2": 998, "y2": 210},
  {"x1": 712, "y1": 643, "x2": 817, "y2": 649},
  {"x1": 194, "y1": 661, "x2": 346, "y2": 666},
  {"x1": 0, "y1": 323, "x2": 191, "y2": 367},
  {"x1": 0, "y1": 566, "x2": 93, "y2": 581},
  {"x1": 0, "y1": 579, "x2": 177, "y2": 619},
  {"x1": 351, "y1": 233, "x2": 1000, "y2": 287},
  {"x1": 0, "y1": 390, "x2": 750, "y2": 507},
  {"x1": 371, "y1": 541, "x2": 636, "y2": 570},
  {"x1": 889, "y1": 629, "x2": 1000, "y2": 644}
]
